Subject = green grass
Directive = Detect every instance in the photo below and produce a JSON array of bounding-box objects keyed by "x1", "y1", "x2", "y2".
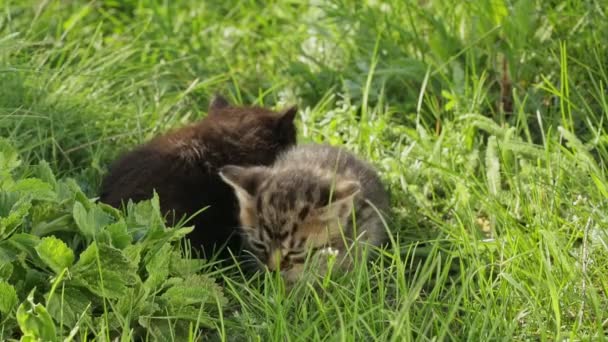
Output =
[{"x1": 1, "y1": 0, "x2": 607, "y2": 340}]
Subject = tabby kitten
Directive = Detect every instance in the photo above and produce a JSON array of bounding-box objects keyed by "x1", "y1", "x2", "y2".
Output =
[
  {"x1": 220, "y1": 144, "x2": 390, "y2": 282},
  {"x1": 99, "y1": 96, "x2": 297, "y2": 259}
]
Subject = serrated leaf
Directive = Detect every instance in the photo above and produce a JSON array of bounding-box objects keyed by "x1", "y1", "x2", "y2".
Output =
[
  {"x1": 140, "y1": 225, "x2": 194, "y2": 263},
  {"x1": 46, "y1": 286, "x2": 91, "y2": 327},
  {"x1": 106, "y1": 220, "x2": 131, "y2": 249},
  {"x1": 0, "y1": 191, "x2": 19, "y2": 217},
  {"x1": 72, "y1": 242, "x2": 137, "y2": 299},
  {"x1": 0, "y1": 280, "x2": 18, "y2": 314},
  {"x1": 16, "y1": 289, "x2": 57, "y2": 341},
  {"x1": 0, "y1": 138, "x2": 21, "y2": 172},
  {"x1": 161, "y1": 274, "x2": 226, "y2": 308},
  {"x1": 0, "y1": 192, "x2": 32, "y2": 238},
  {"x1": 8, "y1": 178, "x2": 56, "y2": 202},
  {"x1": 32, "y1": 161, "x2": 57, "y2": 188},
  {"x1": 0, "y1": 262, "x2": 13, "y2": 279},
  {"x1": 125, "y1": 192, "x2": 166, "y2": 242},
  {"x1": 55, "y1": 179, "x2": 83, "y2": 203},
  {"x1": 72, "y1": 202, "x2": 94, "y2": 240},
  {"x1": 115, "y1": 281, "x2": 152, "y2": 319},
  {"x1": 30, "y1": 204, "x2": 74, "y2": 237},
  {"x1": 93, "y1": 312, "x2": 123, "y2": 336},
  {"x1": 169, "y1": 305, "x2": 215, "y2": 326},
  {"x1": 144, "y1": 243, "x2": 171, "y2": 291},
  {"x1": 0, "y1": 244, "x2": 19, "y2": 264},
  {"x1": 144, "y1": 226, "x2": 194, "y2": 247},
  {"x1": 73, "y1": 202, "x2": 111, "y2": 241},
  {"x1": 0, "y1": 233, "x2": 41, "y2": 263},
  {"x1": 35, "y1": 236, "x2": 75, "y2": 274},
  {"x1": 123, "y1": 244, "x2": 142, "y2": 269},
  {"x1": 138, "y1": 317, "x2": 193, "y2": 341},
  {"x1": 169, "y1": 251, "x2": 206, "y2": 277}
]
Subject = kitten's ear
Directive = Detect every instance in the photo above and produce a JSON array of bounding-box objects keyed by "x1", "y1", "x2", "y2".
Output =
[
  {"x1": 276, "y1": 106, "x2": 297, "y2": 129},
  {"x1": 280, "y1": 105, "x2": 297, "y2": 121},
  {"x1": 275, "y1": 106, "x2": 297, "y2": 143},
  {"x1": 209, "y1": 95, "x2": 230, "y2": 113},
  {"x1": 315, "y1": 180, "x2": 361, "y2": 221},
  {"x1": 219, "y1": 165, "x2": 268, "y2": 205}
]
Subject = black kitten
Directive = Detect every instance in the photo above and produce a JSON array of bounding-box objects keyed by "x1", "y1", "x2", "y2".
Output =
[{"x1": 99, "y1": 95, "x2": 297, "y2": 260}]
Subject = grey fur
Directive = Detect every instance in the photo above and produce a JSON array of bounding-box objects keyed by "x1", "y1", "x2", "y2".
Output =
[{"x1": 220, "y1": 144, "x2": 390, "y2": 281}]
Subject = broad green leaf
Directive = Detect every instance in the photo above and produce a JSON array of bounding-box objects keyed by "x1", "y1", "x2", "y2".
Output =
[
  {"x1": 35, "y1": 236, "x2": 75, "y2": 274},
  {"x1": 96, "y1": 202, "x2": 122, "y2": 220},
  {"x1": 8, "y1": 178, "x2": 56, "y2": 202},
  {"x1": 125, "y1": 192, "x2": 166, "y2": 242},
  {"x1": 72, "y1": 242, "x2": 137, "y2": 299},
  {"x1": 46, "y1": 286, "x2": 91, "y2": 327},
  {"x1": 93, "y1": 312, "x2": 123, "y2": 336},
  {"x1": 145, "y1": 226, "x2": 193, "y2": 245},
  {"x1": 10, "y1": 233, "x2": 41, "y2": 250},
  {"x1": 144, "y1": 243, "x2": 171, "y2": 291},
  {"x1": 169, "y1": 251, "x2": 206, "y2": 277},
  {"x1": 30, "y1": 205, "x2": 74, "y2": 236},
  {"x1": 154, "y1": 274, "x2": 222, "y2": 330},
  {"x1": 0, "y1": 191, "x2": 19, "y2": 217},
  {"x1": 123, "y1": 244, "x2": 142, "y2": 269},
  {"x1": 115, "y1": 282, "x2": 156, "y2": 319},
  {"x1": 105, "y1": 220, "x2": 131, "y2": 249},
  {"x1": 55, "y1": 178, "x2": 85, "y2": 203},
  {"x1": 0, "y1": 244, "x2": 19, "y2": 264},
  {"x1": 22, "y1": 268, "x2": 48, "y2": 298},
  {"x1": 72, "y1": 202, "x2": 95, "y2": 240},
  {"x1": 161, "y1": 274, "x2": 226, "y2": 308},
  {"x1": 0, "y1": 138, "x2": 21, "y2": 172},
  {"x1": 73, "y1": 202, "x2": 111, "y2": 241},
  {"x1": 0, "y1": 192, "x2": 32, "y2": 238},
  {"x1": 32, "y1": 161, "x2": 57, "y2": 188},
  {"x1": 0, "y1": 261, "x2": 13, "y2": 279},
  {"x1": 16, "y1": 289, "x2": 57, "y2": 342},
  {"x1": 141, "y1": 226, "x2": 194, "y2": 263},
  {"x1": 0, "y1": 233, "x2": 41, "y2": 263},
  {"x1": 168, "y1": 305, "x2": 215, "y2": 326},
  {"x1": 138, "y1": 317, "x2": 193, "y2": 341},
  {"x1": 0, "y1": 280, "x2": 18, "y2": 314}
]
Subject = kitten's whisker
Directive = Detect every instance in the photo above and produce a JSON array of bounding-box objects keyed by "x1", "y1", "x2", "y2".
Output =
[
  {"x1": 242, "y1": 249, "x2": 264, "y2": 265},
  {"x1": 236, "y1": 230, "x2": 254, "y2": 238}
]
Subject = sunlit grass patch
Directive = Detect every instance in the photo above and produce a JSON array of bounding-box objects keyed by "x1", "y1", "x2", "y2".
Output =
[{"x1": 1, "y1": 0, "x2": 607, "y2": 340}]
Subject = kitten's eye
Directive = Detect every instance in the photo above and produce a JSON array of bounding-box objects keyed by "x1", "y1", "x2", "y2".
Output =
[
  {"x1": 285, "y1": 250, "x2": 304, "y2": 258},
  {"x1": 285, "y1": 249, "x2": 307, "y2": 263},
  {"x1": 249, "y1": 240, "x2": 267, "y2": 252}
]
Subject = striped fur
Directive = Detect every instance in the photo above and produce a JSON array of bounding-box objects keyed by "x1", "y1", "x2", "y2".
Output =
[{"x1": 220, "y1": 144, "x2": 390, "y2": 282}]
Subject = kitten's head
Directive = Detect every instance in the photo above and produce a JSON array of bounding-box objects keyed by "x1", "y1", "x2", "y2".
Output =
[
  {"x1": 206, "y1": 95, "x2": 297, "y2": 164},
  {"x1": 219, "y1": 166, "x2": 360, "y2": 281}
]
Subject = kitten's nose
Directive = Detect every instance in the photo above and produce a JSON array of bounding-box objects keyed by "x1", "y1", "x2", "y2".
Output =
[
  {"x1": 268, "y1": 249, "x2": 282, "y2": 271},
  {"x1": 268, "y1": 249, "x2": 291, "y2": 271}
]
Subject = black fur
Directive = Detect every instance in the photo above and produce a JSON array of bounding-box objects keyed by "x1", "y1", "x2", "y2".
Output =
[{"x1": 99, "y1": 96, "x2": 297, "y2": 259}]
